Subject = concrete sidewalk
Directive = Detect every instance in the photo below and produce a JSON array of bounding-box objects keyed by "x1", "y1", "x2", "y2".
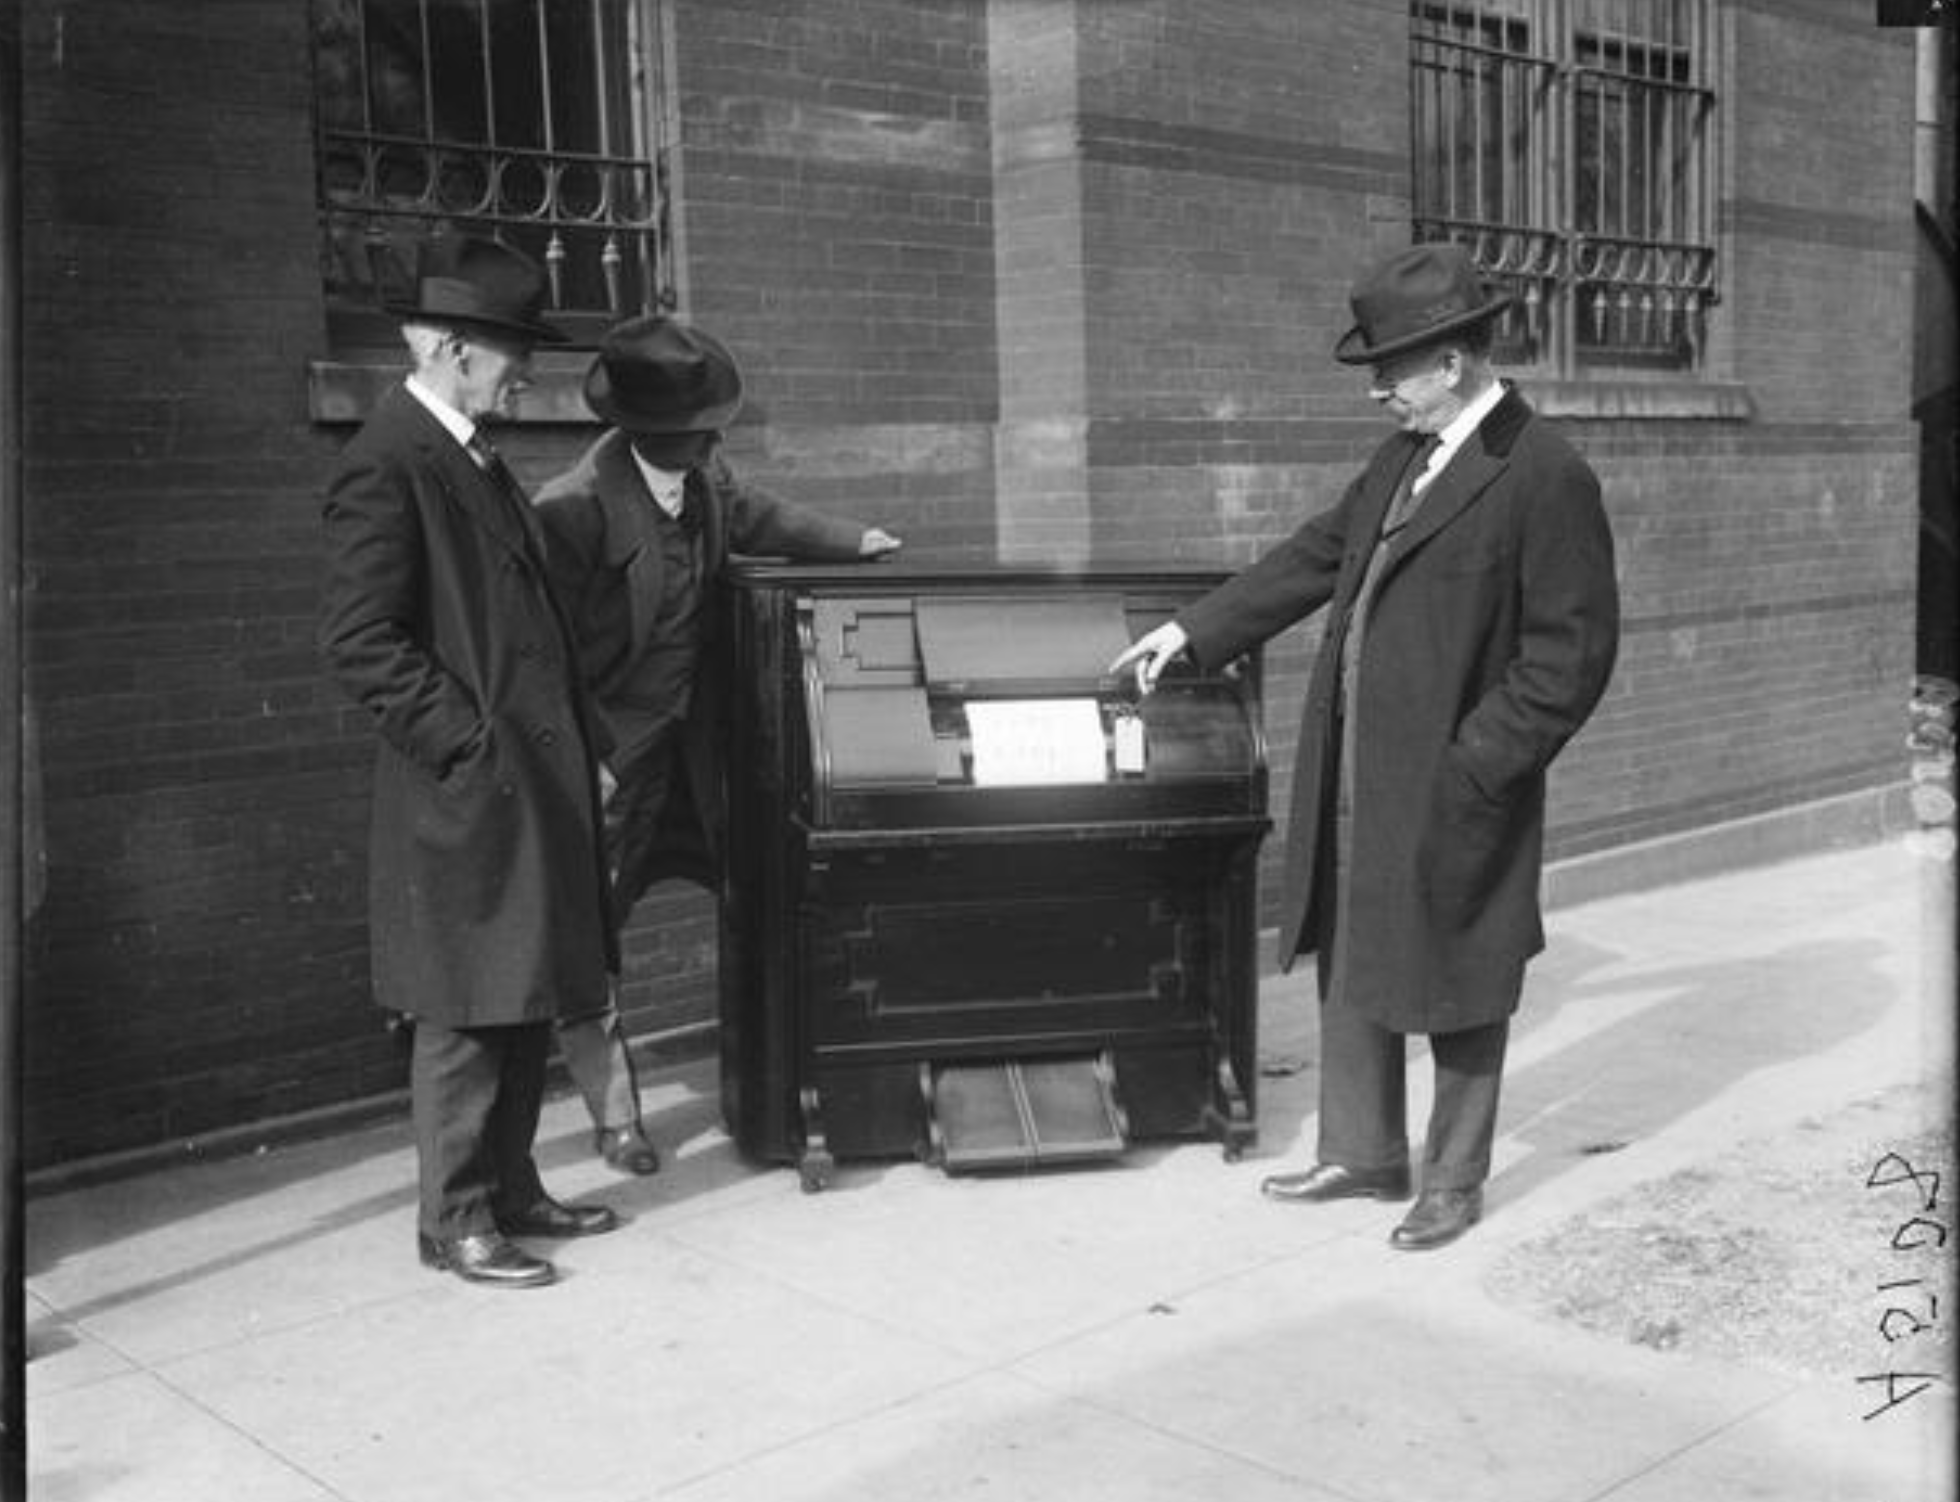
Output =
[{"x1": 23, "y1": 838, "x2": 1955, "y2": 1502}]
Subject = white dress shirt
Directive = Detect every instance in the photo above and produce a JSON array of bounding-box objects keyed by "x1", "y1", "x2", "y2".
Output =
[
  {"x1": 403, "y1": 374, "x2": 478, "y2": 452},
  {"x1": 1412, "y1": 376, "x2": 1507, "y2": 496},
  {"x1": 628, "y1": 448, "x2": 690, "y2": 519}
]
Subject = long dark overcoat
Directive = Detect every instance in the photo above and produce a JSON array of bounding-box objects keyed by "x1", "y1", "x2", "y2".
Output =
[
  {"x1": 533, "y1": 432, "x2": 868, "y2": 892},
  {"x1": 1178, "y1": 387, "x2": 1618, "y2": 1034},
  {"x1": 318, "y1": 385, "x2": 616, "y2": 1027}
]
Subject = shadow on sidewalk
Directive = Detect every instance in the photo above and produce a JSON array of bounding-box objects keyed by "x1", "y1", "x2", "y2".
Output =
[
  {"x1": 24, "y1": 1069, "x2": 736, "y2": 1325},
  {"x1": 1492, "y1": 935, "x2": 1896, "y2": 1204},
  {"x1": 1243, "y1": 928, "x2": 1896, "y2": 1212}
]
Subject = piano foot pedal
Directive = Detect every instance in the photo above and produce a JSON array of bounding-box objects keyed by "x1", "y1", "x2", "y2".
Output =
[{"x1": 923, "y1": 1052, "x2": 1128, "y2": 1174}]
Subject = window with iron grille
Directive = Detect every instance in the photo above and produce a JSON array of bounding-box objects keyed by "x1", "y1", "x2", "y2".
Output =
[
  {"x1": 1410, "y1": 0, "x2": 1718, "y2": 373},
  {"x1": 310, "y1": 0, "x2": 674, "y2": 348}
]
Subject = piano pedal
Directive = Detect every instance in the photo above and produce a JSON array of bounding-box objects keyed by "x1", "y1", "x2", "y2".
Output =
[{"x1": 923, "y1": 1051, "x2": 1128, "y2": 1174}]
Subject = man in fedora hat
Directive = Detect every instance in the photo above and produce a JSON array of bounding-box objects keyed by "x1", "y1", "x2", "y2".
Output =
[
  {"x1": 535, "y1": 314, "x2": 899, "y2": 1174},
  {"x1": 1112, "y1": 241, "x2": 1618, "y2": 1250},
  {"x1": 319, "y1": 233, "x2": 622, "y2": 1287}
]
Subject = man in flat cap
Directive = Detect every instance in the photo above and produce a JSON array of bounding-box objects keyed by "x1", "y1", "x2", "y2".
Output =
[
  {"x1": 535, "y1": 314, "x2": 899, "y2": 1175},
  {"x1": 319, "y1": 234, "x2": 620, "y2": 1288},
  {"x1": 1113, "y1": 242, "x2": 1619, "y2": 1250}
]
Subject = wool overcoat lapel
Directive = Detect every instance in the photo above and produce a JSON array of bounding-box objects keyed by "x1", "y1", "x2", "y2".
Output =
[
  {"x1": 589, "y1": 432, "x2": 675, "y2": 667},
  {"x1": 392, "y1": 396, "x2": 541, "y2": 567},
  {"x1": 1380, "y1": 386, "x2": 1530, "y2": 580}
]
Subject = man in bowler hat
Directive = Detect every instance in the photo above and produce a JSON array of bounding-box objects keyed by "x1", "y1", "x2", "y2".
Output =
[
  {"x1": 535, "y1": 315, "x2": 899, "y2": 1174},
  {"x1": 318, "y1": 234, "x2": 621, "y2": 1287},
  {"x1": 1113, "y1": 242, "x2": 1619, "y2": 1249}
]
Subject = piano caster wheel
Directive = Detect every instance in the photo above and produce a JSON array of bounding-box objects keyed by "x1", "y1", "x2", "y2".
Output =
[
  {"x1": 1223, "y1": 1143, "x2": 1244, "y2": 1163},
  {"x1": 798, "y1": 1152, "x2": 833, "y2": 1194}
]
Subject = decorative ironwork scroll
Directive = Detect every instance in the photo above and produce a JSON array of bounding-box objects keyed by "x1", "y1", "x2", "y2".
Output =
[{"x1": 311, "y1": 0, "x2": 672, "y2": 338}]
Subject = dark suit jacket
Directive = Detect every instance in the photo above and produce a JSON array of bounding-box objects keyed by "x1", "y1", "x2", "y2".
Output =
[
  {"x1": 317, "y1": 385, "x2": 615, "y2": 1025},
  {"x1": 1179, "y1": 386, "x2": 1618, "y2": 1032},
  {"x1": 533, "y1": 431, "x2": 869, "y2": 890}
]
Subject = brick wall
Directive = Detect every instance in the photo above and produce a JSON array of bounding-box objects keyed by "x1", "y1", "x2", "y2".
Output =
[
  {"x1": 674, "y1": 0, "x2": 999, "y2": 553},
  {"x1": 607, "y1": 0, "x2": 1005, "y2": 1036},
  {"x1": 15, "y1": 0, "x2": 1923, "y2": 1171},
  {"x1": 1056, "y1": 1, "x2": 1410, "y2": 880},
  {"x1": 1547, "y1": 0, "x2": 1921, "y2": 864},
  {"x1": 1574, "y1": 0, "x2": 1921, "y2": 850},
  {"x1": 1055, "y1": 0, "x2": 1920, "y2": 927},
  {"x1": 18, "y1": 0, "x2": 1012, "y2": 1169},
  {"x1": 1554, "y1": 436, "x2": 1915, "y2": 855},
  {"x1": 19, "y1": 0, "x2": 384, "y2": 1163}
]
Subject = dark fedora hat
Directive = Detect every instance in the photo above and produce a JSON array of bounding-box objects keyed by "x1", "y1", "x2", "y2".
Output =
[
  {"x1": 383, "y1": 233, "x2": 570, "y2": 345},
  {"x1": 583, "y1": 315, "x2": 745, "y2": 434},
  {"x1": 1332, "y1": 242, "x2": 1514, "y2": 365}
]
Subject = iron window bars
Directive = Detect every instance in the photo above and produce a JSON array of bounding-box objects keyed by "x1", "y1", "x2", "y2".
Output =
[
  {"x1": 312, "y1": 0, "x2": 673, "y2": 344},
  {"x1": 1411, "y1": 0, "x2": 1717, "y2": 372}
]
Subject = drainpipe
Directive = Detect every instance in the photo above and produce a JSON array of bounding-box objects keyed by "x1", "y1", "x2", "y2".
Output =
[{"x1": 0, "y1": 5, "x2": 25, "y2": 1498}]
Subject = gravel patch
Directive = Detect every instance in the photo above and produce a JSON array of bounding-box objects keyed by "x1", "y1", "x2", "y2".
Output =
[{"x1": 1486, "y1": 1083, "x2": 1956, "y2": 1386}]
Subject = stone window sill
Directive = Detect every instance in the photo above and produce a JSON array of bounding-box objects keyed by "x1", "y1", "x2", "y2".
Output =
[
  {"x1": 308, "y1": 355, "x2": 598, "y2": 427},
  {"x1": 311, "y1": 361, "x2": 1756, "y2": 429},
  {"x1": 1527, "y1": 379, "x2": 1756, "y2": 422}
]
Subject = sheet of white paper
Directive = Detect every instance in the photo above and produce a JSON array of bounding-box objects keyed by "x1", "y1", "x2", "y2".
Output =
[{"x1": 965, "y1": 698, "x2": 1108, "y2": 786}]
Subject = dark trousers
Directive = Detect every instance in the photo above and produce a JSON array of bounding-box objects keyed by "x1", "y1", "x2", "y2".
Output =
[
  {"x1": 604, "y1": 737, "x2": 695, "y2": 926},
  {"x1": 411, "y1": 1019, "x2": 551, "y2": 1240},
  {"x1": 1313, "y1": 760, "x2": 1509, "y2": 1193},
  {"x1": 549, "y1": 737, "x2": 689, "y2": 1134},
  {"x1": 1315, "y1": 1001, "x2": 1508, "y2": 1192}
]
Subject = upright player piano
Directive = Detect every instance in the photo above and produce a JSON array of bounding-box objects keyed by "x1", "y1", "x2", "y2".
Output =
[{"x1": 718, "y1": 564, "x2": 1269, "y2": 1189}]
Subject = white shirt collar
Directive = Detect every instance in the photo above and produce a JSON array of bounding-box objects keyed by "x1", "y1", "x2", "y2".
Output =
[
  {"x1": 404, "y1": 374, "x2": 478, "y2": 452},
  {"x1": 1418, "y1": 377, "x2": 1508, "y2": 489},
  {"x1": 628, "y1": 446, "x2": 690, "y2": 519}
]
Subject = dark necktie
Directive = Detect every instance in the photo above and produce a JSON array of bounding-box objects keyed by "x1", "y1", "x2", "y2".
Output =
[
  {"x1": 1382, "y1": 434, "x2": 1443, "y2": 538},
  {"x1": 466, "y1": 430, "x2": 546, "y2": 558},
  {"x1": 467, "y1": 430, "x2": 522, "y2": 496}
]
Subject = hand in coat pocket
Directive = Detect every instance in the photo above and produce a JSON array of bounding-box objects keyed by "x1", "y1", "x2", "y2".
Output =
[
  {"x1": 1420, "y1": 748, "x2": 1514, "y2": 912},
  {"x1": 436, "y1": 721, "x2": 497, "y2": 797}
]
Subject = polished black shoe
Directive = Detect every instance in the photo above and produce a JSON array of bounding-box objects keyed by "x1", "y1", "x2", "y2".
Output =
[
  {"x1": 418, "y1": 1231, "x2": 556, "y2": 1288},
  {"x1": 1389, "y1": 1187, "x2": 1483, "y2": 1251},
  {"x1": 1260, "y1": 1162, "x2": 1413, "y2": 1203},
  {"x1": 595, "y1": 1124, "x2": 662, "y2": 1177},
  {"x1": 495, "y1": 1195, "x2": 621, "y2": 1239}
]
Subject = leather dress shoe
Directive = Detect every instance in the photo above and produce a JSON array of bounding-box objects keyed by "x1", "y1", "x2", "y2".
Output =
[
  {"x1": 1389, "y1": 1187, "x2": 1483, "y2": 1251},
  {"x1": 595, "y1": 1124, "x2": 662, "y2": 1176},
  {"x1": 1260, "y1": 1163, "x2": 1413, "y2": 1203},
  {"x1": 418, "y1": 1231, "x2": 555, "y2": 1288},
  {"x1": 495, "y1": 1195, "x2": 620, "y2": 1239}
]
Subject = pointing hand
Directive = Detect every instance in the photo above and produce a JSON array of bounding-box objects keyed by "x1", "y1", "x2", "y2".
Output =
[{"x1": 1108, "y1": 622, "x2": 1190, "y2": 696}]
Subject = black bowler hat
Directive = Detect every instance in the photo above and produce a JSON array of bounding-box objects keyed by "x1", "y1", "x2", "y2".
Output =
[
  {"x1": 383, "y1": 233, "x2": 570, "y2": 345},
  {"x1": 1332, "y1": 243, "x2": 1514, "y2": 365},
  {"x1": 582, "y1": 315, "x2": 745, "y2": 434}
]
